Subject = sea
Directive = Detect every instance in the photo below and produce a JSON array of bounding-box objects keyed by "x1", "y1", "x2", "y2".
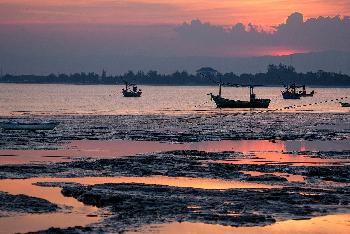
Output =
[{"x1": 0, "y1": 84, "x2": 349, "y2": 116}]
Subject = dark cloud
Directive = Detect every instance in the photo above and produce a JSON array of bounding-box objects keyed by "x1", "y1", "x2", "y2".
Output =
[
  {"x1": 0, "y1": 13, "x2": 350, "y2": 74},
  {"x1": 175, "y1": 13, "x2": 350, "y2": 52},
  {"x1": 274, "y1": 13, "x2": 350, "y2": 50}
]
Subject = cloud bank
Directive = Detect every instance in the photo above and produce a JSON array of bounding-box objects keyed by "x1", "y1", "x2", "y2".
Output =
[
  {"x1": 175, "y1": 13, "x2": 350, "y2": 55},
  {"x1": 0, "y1": 13, "x2": 349, "y2": 73}
]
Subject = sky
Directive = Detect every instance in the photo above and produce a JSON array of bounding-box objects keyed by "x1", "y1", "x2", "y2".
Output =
[
  {"x1": 1, "y1": 0, "x2": 350, "y2": 26},
  {"x1": 0, "y1": 0, "x2": 349, "y2": 74}
]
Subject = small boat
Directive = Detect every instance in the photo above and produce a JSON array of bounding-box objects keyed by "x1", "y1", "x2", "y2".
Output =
[
  {"x1": 340, "y1": 102, "x2": 350, "y2": 107},
  {"x1": 196, "y1": 67, "x2": 270, "y2": 108},
  {"x1": 122, "y1": 82, "x2": 142, "y2": 97},
  {"x1": 0, "y1": 121, "x2": 59, "y2": 130},
  {"x1": 282, "y1": 84, "x2": 300, "y2": 99},
  {"x1": 209, "y1": 85, "x2": 271, "y2": 109},
  {"x1": 282, "y1": 84, "x2": 315, "y2": 99}
]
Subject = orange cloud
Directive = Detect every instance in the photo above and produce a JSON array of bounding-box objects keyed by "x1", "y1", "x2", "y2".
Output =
[{"x1": 0, "y1": 0, "x2": 349, "y2": 26}]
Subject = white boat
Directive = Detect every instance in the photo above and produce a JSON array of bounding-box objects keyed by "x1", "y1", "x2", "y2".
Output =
[{"x1": 0, "y1": 121, "x2": 59, "y2": 130}]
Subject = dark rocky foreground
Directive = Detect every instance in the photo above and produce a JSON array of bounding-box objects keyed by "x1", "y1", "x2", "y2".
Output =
[
  {"x1": 0, "y1": 112, "x2": 349, "y2": 149},
  {"x1": 0, "y1": 112, "x2": 349, "y2": 233},
  {"x1": 29, "y1": 182, "x2": 350, "y2": 233},
  {"x1": 0, "y1": 192, "x2": 58, "y2": 217},
  {"x1": 0, "y1": 149, "x2": 349, "y2": 233},
  {"x1": 1, "y1": 150, "x2": 350, "y2": 184}
]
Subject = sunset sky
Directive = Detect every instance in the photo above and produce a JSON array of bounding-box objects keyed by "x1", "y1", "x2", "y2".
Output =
[
  {"x1": 1, "y1": 0, "x2": 349, "y2": 26},
  {"x1": 0, "y1": 0, "x2": 349, "y2": 74}
]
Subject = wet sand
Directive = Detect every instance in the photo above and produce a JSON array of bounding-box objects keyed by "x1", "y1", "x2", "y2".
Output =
[
  {"x1": 1, "y1": 139, "x2": 349, "y2": 165},
  {"x1": 0, "y1": 113, "x2": 349, "y2": 233}
]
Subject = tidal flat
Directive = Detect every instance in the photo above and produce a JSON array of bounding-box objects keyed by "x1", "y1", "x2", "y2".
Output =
[{"x1": 0, "y1": 113, "x2": 349, "y2": 233}]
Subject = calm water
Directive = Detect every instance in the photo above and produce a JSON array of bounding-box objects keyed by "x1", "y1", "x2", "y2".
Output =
[{"x1": 0, "y1": 84, "x2": 349, "y2": 116}]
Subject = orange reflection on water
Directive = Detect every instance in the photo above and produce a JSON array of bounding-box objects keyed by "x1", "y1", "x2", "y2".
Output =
[
  {"x1": 0, "y1": 176, "x2": 278, "y2": 233},
  {"x1": 192, "y1": 140, "x2": 285, "y2": 153},
  {"x1": 0, "y1": 179, "x2": 88, "y2": 209},
  {"x1": 0, "y1": 140, "x2": 349, "y2": 166},
  {"x1": 0, "y1": 178, "x2": 99, "y2": 234},
  {"x1": 0, "y1": 140, "x2": 186, "y2": 164},
  {"x1": 0, "y1": 177, "x2": 279, "y2": 193},
  {"x1": 0, "y1": 212, "x2": 98, "y2": 234},
  {"x1": 130, "y1": 214, "x2": 350, "y2": 234},
  {"x1": 198, "y1": 140, "x2": 350, "y2": 166}
]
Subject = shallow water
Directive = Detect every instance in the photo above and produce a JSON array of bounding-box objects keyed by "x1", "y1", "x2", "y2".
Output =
[
  {"x1": 0, "y1": 178, "x2": 99, "y2": 234},
  {"x1": 0, "y1": 176, "x2": 278, "y2": 233},
  {"x1": 0, "y1": 139, "x2": 349, "y2": 165},
  {"x1": 129, "y1": 214, "x2": 350, "y2": 234},
  {"x1": 1, "y1": 84, "x2": 349, "y2": 116}
]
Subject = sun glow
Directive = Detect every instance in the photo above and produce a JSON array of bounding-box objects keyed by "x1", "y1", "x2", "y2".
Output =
[{"x1": 0, "y1": 0, "x2": 349, "y2": 26}]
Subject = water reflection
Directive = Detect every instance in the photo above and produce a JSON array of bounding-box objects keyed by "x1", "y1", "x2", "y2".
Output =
[
  {"x1": 129, "y1": 214, "x2": 350, "y2": 234},
  {"x1": 0, "y1": 178, "x2": 99, "y2": 234},
  {"x1": 1, "y1": 85, "x2": 350, "y2": 116},
  {"x1": 0, "y1": 140, "x2": 349, "y2": 165},
  {"x1": 0, "y1": 176, "x2": 278, "y2": 233}
]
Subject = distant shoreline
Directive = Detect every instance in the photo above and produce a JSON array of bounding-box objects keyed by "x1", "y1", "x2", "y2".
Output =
[
  {"x1": 2, "y1": 64, "x2": 350, "y2": 87},
  {"x1": 1, "y1": 82, "x2": 350, "y2": 88}
]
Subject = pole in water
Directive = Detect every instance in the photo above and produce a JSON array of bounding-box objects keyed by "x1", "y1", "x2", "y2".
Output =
[{"x1": 219, "y1": 75, "x2": 222, "y2": 97}]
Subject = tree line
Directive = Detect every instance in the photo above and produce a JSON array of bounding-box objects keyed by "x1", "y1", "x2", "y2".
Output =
[{"x1": 1, "y1": 64, "x2": 350, "y2": 86}]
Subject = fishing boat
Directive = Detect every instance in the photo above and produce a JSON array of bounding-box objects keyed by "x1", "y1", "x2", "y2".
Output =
[
  {"x1": 340, "y1": 102, "x2": 350, "y2": 107},
  {"x1": 209, "y1": 85, "x2": 271, "y2": 109},
  {"x1": 122, "y1": 82, "x2": 142, "y2": 97},
  {"x1": 0, "y1": 121, "x2": 59, "y2": 130},
  {"x1": 282, "y1": 84, "x2": 315, "y2": 99}
]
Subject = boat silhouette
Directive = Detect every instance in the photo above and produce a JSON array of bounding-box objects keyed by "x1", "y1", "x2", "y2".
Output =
[
  {"x1": 197, "y1": 67, "x2": 270, "y2": 109},
  {"x1": 122, "y1": 81, "x2": 142, "y2": 97},
  {"x1": 209, "y1": 84, "x2": 270, "y2": 109},
  {"x1": 340, "y1": 102, "x2": 350, "y2": 107},
  {"x1": 282, "y1": 84, "x2": 315, "y2": 99}
]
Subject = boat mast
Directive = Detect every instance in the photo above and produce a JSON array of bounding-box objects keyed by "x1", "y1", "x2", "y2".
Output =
[
  {"x1": 250, "y1": 86, "x2": 256, "y2": 101},
  {"x1": 219, "y1": 75, "x2": 222, "y2": 97}
]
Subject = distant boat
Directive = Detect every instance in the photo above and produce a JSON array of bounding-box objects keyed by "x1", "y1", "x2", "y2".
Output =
[
  {"x1": 0, "y1": 121, "x2": 59, "y2": 130},
  {"x1": 282, "y1": 84, "x2": 315, "y2": 99},
  {"x1": 209, "y1": 85, "x2": 271, "y2": 109},
  {"x1": 340, "y1": 102, "x2": 350, "y2": 107},
  {"x1": 122, "y1": 82, "x2": 142, "y2": 97}
]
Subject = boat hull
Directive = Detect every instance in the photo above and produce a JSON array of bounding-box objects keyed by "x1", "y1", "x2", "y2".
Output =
[
  {"x1": 122, "y1": 91, "x2": 142, "y2": 97},
  {"x1": 211, "y1": 95, "x2": 270, "y2": 109},
  {"x1": 340, "y1": 102, "x2": 350, "y2": 107},
  {"x1": 282, "y1": 92, "x2": 301, "y2": 99},
  {"x1": 0, "y1": 122, "x2": 59, "y2": 130}
]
